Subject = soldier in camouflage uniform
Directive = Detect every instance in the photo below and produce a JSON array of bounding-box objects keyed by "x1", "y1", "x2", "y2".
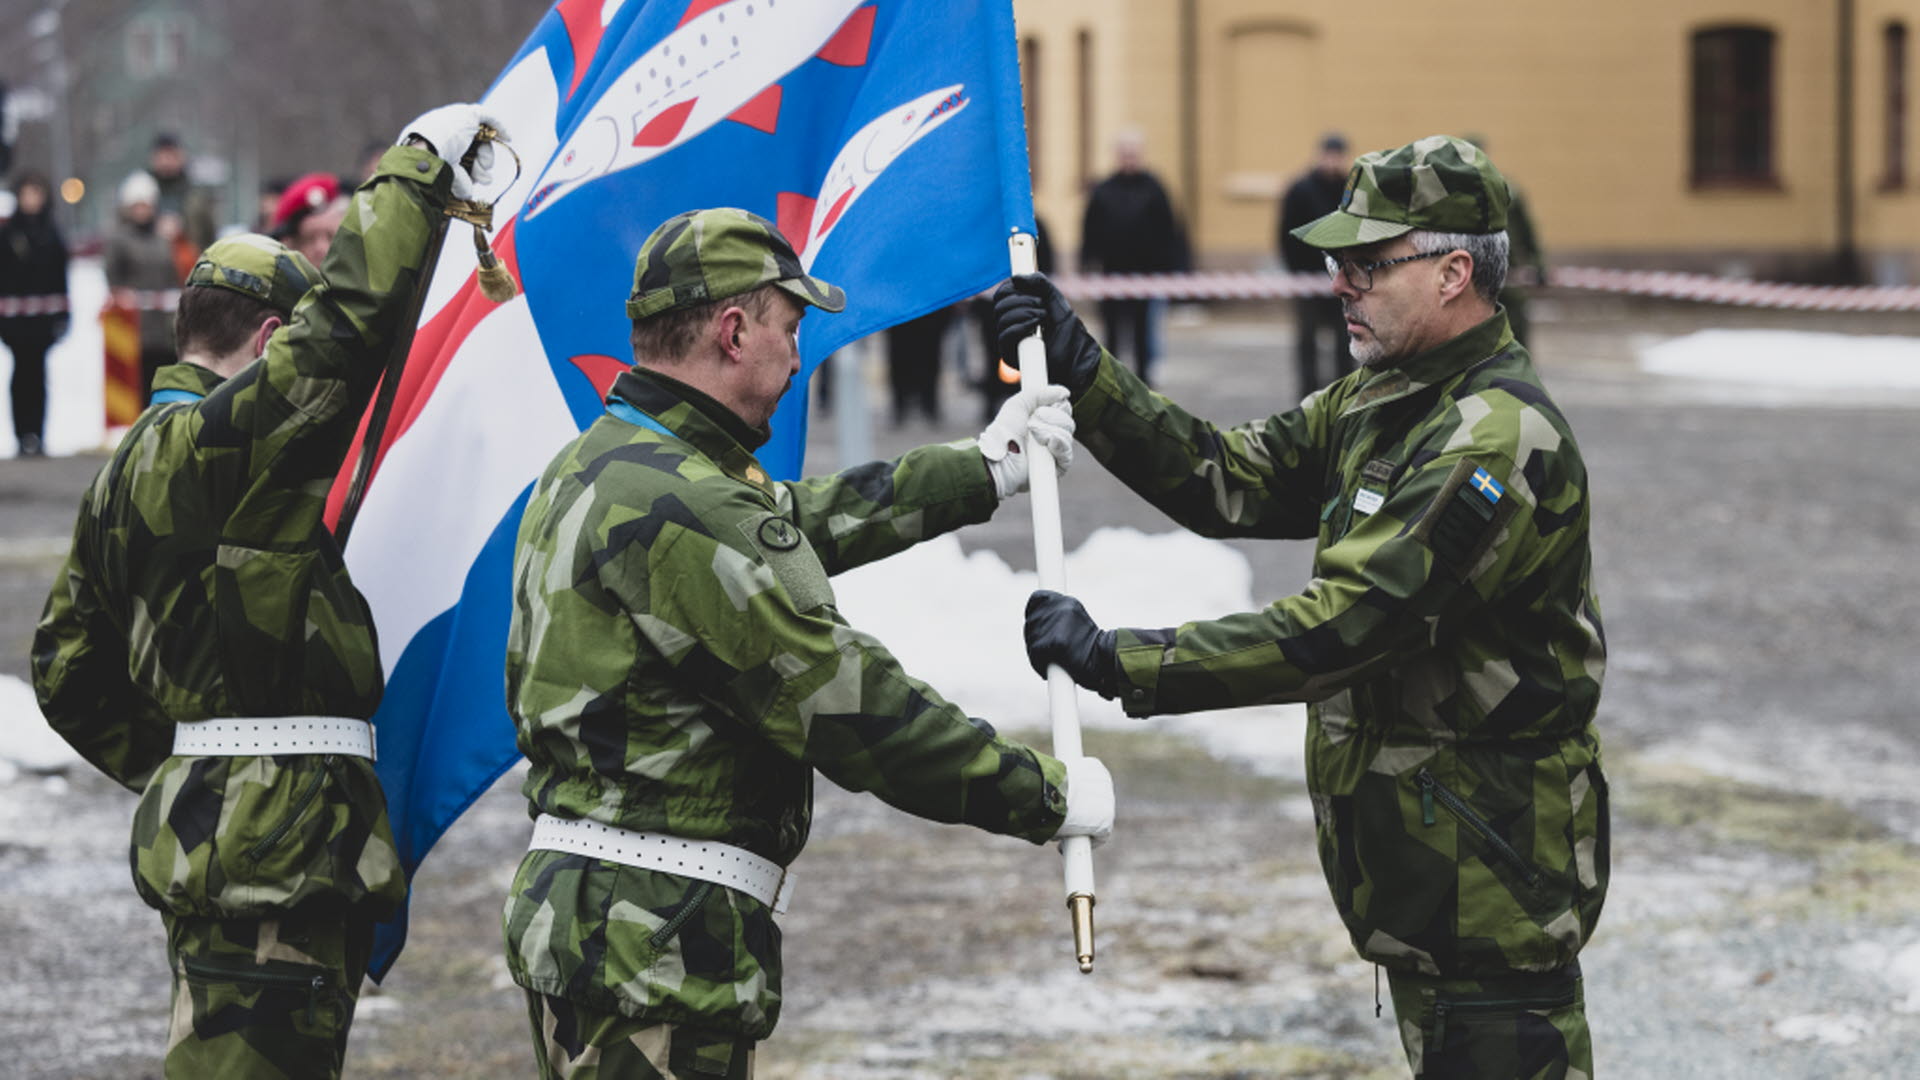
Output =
[
  {"x1": 504, "y1": 207, "x2": 1116, "y2": 1079},
  {"x1": 31, "y1": 103, "x2": 505, "y2": 1079},
  {"x1": 995, "y1": 136, "x2": 1607, "y2": 1079}
]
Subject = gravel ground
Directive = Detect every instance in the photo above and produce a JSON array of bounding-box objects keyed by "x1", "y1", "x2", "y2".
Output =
[{"x1": 4, "y1": 297, "x2": 1920, "y2": 1078}]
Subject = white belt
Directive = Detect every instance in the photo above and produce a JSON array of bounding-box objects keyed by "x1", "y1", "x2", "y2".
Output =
[
  {"x1": 172, "y1": 717, "x2": 376, "y2": 760},
  {"x1": 529, "y1": 815, "x2": 795, "y2": 915}
]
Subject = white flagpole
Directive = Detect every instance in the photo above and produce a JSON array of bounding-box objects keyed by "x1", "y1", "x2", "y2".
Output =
[{"x1": 1008, "y1": 232, "x2": 1097, "y2": 973}]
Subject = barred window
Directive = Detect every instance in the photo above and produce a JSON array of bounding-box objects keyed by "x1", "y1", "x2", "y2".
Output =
[{"x1": 1691, "y1": 26, "x2": 1776, "y2": 186}]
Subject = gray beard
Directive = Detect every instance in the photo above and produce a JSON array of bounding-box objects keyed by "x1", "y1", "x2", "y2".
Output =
[{"x1": 1349, "y1": 334, "x2": 1386, "y2": 367}]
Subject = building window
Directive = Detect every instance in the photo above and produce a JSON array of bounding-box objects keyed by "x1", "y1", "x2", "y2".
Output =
[
  {"x1": 1691, "y1": 25, "x2": 1777, "y2": 187},
  {"x1": 126, "y1": 17, "x2": 184, "y2": 78},
  {"x1": 1887, "y1": 22, "x2": 1909, "y2": 188}
]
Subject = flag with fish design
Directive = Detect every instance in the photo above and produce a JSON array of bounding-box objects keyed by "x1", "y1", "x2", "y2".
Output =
[{"x1": 327, "y1": 0, "x2": 1040, "y2": 977}]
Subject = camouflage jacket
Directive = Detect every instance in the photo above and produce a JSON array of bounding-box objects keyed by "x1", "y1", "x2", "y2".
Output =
[
  {"x1": 504, "y1": 368, "x2": 1070, "y2": 1038},
  {"x1": 31, "y1": 146, "x2": 454, "y2": 920},
  {"x1": 1076, "y1": 311, "x2": 1607, "y2": 979}
]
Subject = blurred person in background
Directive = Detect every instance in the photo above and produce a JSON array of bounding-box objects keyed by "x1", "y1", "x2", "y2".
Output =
[
  {"x1": 256, "y1": 176, "x2": 292, "y2": 233},
  {"x1": 998, "y1": 135, "x2": 1606, "y2": 1080},
  {"x1": 0, "y1": 172, "x2": 71, "y2": 457},
  {"x1": 1079, "y1": 128, "x2": 1186, "y2": 388},
  {"x1": 1277, "y1": 132, "x2": 1354, "y2": 393},
  {"x1": 1465, "y1": 133, "x2": 1545, "y2": 350},
  {"x1": 34, "y1": 103, "x2": 504, "y2": 1080},
  {"x1": 270, "y1": 172, "x2": 349, "y2": 267},
  {"x1": 148, "y1": 132, "x2": 218, "y2": 273},
  {"x1": 884, "y1": 304, "x2": 953, "y2": 427},
  {"x1": 107, "y1": 170, "x2": 182, "y2": 405},
  {"x1": 355, "y1": 138, "x2": 391, "y2": 185}
]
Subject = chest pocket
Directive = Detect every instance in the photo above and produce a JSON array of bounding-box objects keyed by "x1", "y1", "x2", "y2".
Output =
[
  {"x1": 1325, "y1": 456, "x2": 1399, "y2": 544},
  {"x1": 739, "y1": 513, "x2": 834, "y2": 613}
]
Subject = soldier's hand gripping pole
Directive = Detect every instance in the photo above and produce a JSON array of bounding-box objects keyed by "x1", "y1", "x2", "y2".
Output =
[{"x1": 1009, "y1": 232, "x2": 1097, "y2": 973}]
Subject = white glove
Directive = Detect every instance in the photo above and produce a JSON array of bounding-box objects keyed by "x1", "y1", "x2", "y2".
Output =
[
  {"x1": 1055, "y1": 756, "x2": 1114, "y2": 848},
  {"x1": 398, "y1": 103, "x2": 511, "y2": 200},
  {"x1": 977, "y1": 384, "x2": 1075, "y2": 501}
]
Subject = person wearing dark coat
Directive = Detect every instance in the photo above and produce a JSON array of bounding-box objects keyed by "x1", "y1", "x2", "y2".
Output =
[
  {"x1": 0, "y1": 173, "x2": 71, "y2": 457},
  {"x1": 1080, "y1": 130, "x2": 1186, "y2": 388},
  {"x1": 1277, "y1": 133, "x2": 1353, "y2": 394}
]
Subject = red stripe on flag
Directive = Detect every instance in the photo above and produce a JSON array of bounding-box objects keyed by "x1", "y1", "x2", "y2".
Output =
[
  {"x1": 554, "y1": 0, "x2": 607, "y2": 100},
  {"x1": 815, "y1": 5, "x2": 875, "y2": 67},
  {"x1": 633, "y1": 98, "x2": 698, "y2": 148},
  {"x1": 325, "y1": 219, "x2": 523, "y2": 531},
  {"x1": 775, "y1": 191, "x2": 817, "y2": 255},
  {"x1": 727, "y1": 84, "x2": 783, "y2": 134},
  {"x1": 819, "y1": 184, "x2": 856, "y2": 236},
  {"x1": 677, "y1": 0, "x2": 733, "y2": 27},
  {"x1": 568, "y1": 354, "x2": 630, "y2": 399}
]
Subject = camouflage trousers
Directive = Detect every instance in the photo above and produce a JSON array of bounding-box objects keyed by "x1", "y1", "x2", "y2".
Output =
[
  {"x1": 162, "y1": 909, "x2": 373, "y2": 1080},
  {"x1": 1386, "y1": 963, "x2": 1591, "y2": 1079},
  {"x1": 525, "y1": 991, "x2": 755, "y2": 1079}
]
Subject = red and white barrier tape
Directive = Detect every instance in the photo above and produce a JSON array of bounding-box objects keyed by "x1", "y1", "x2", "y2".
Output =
[
  {"x1": 1054, "y1": 270, "x2": 1920, "y2": 312},
  {"x1": 5, "y1": 271, "x2": 1919, "y2": 315},
  {"x1": 0, "y1": 290, "x2": 180, "y2": 317}
]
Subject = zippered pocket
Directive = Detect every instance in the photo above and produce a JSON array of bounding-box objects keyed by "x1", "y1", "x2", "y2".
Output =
[
  {"x1": 1432, "y1": 986, "x2": 1579, "y2": 1049},
  {"x1": 648, "y1": 880, "x2": 715, "y2": 950},
  {"x1": 243, "y1": 756, "x2": 335, "y2": 864},
  {"x1": 182, "y1": 953, "x2": 333, "y2": 1026},
  {"x1": 1415, "y1": 768, "x2": 1542, "y2": 889}
]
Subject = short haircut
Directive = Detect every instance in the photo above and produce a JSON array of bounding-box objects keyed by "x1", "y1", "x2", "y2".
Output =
[
  {"x1": 1409, "y1": 228, "x2": 1509, "y2": 304},
  {"x1": 174, "y1": 284, "x2": 281, "y2": 359},
  {"x1": 631, "y1": 285, "x2": 782, "y2": 365}
]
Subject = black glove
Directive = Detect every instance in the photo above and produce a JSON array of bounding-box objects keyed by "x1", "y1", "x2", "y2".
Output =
[
  {"x1": 992, "y1": 273, "x2": 1103, "y2": 395},
  {"x1": 1024, "y1": 589, "x2": 1118, "y2": 699}
]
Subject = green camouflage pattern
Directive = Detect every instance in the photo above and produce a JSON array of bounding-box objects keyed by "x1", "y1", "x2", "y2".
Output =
[
  {"x1": 185, "y1": 233, "x2": 323, "y2": 317},
  {"x1": 525, "y1": 992, "x2": 754, "y2": 1080},
  {"x1": 503, "y1": 368, "x2": 1070, "y2": 1038},
  {"x1": 627, "y1": 207, "x2": 844, "y2": 320},
  {"x1": 1073, "y1": 310, "x2": 1607, "y2": 980},
  {"x1": 1292, "y1": 134, "x2": 1511, "y2": 250},
  {"x1": 163, "y1": 910, "x2": 373, "y2": 1080},
  {"x1": 30, "y1": 145, "x2": 455, "y2": 920},
  {"x1": 1387, "y1": 965, "x2": 1591, "y2": 1079}
]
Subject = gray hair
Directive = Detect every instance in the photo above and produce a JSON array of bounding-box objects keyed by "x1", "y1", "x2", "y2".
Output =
[{"x1": 1409, "y1": 229, "x2": 1508, "y2": 304}]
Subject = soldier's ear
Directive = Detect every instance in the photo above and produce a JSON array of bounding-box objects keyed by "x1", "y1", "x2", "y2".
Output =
[
  {"x1": 251, "y1": 315, "x2": 284, "y2": 359},
  {"x1": 716, "y1": 305, "x2": 749, "y2": 360},
  {"x1": 1438, "y1": 250, "x2": 1475, "y2": 303}
]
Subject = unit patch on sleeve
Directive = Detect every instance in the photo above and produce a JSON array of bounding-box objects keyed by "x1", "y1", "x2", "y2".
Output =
[{"x1": 1415, "y1": 458, "x2": 1516, "y2": 577}]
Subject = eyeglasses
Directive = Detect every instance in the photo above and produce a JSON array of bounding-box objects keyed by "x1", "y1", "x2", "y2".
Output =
[{"x1": 1323, "y1": 249, "x2": 1448, "y2": 292}]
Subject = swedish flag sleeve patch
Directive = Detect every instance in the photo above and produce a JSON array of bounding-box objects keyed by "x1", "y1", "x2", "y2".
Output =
[{"x1": 1415, "y1": 459, "x2": 1516, "y2": 578}]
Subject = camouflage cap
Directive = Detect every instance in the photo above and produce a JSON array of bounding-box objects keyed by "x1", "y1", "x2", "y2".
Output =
[
  {"x1": 1291, "y1": 134, "x2": 1509, "y2": 250},
  {"x1": 627, "y1": 207, "x2": 845, "y2": 320},
  {"x1": 185, "y1": 233, "x2": 323, "y2": 318}
]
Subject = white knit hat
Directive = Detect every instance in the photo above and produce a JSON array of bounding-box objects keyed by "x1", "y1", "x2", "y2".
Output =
[{"x1": 118, "y1": 170, "x2": 160, "y2": 210}]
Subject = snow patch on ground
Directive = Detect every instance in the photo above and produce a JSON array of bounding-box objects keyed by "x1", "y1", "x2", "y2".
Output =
[
  {"x1": 834, "y1": 527, "x2": 1305, "y2": 780},
  {"x1": 1637, "y1": 329, "x2": 1920, "y2": 406},
  {"x1": 1771, "y1": 1012, "x2": 1871, "y2": 1046},
  {"x1": 0, "y1": 673, "x2": 81, "y2": 774}
]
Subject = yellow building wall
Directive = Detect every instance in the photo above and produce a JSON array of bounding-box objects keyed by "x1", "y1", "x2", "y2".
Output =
[{"x1": 1014, "y1": 0, "x2": 1920, "y2": 272}]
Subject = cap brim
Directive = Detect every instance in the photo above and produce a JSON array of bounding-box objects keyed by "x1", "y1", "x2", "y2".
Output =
[
  {"x1": 1289, "y1": 210, "x2": 1415, "y2": 250},
  {"x1": 774, "y1": 274, "x2": 845, "y2": 313}
]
